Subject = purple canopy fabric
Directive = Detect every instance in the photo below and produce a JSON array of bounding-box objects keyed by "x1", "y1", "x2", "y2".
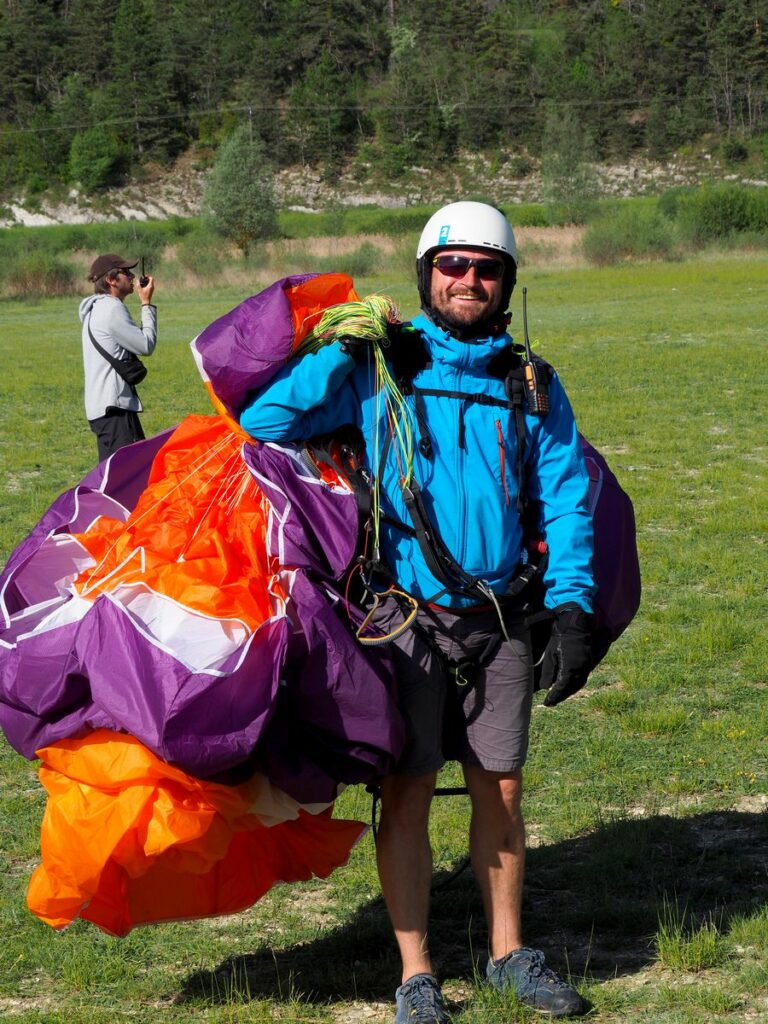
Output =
[
  {"x1": 193, "y1": 276, "x2": 308, "y2": 418},
  {"x1": 0, "y1": 430, "x2": 403, "y2": 800},
  {"x1": 581, "y1": 437, "x2": 642, "y2": 664}
]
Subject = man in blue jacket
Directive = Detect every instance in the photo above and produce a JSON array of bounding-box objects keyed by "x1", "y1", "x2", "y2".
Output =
[{"x1": 241, "y1": 202, "x2": 594, "y2": 1021}]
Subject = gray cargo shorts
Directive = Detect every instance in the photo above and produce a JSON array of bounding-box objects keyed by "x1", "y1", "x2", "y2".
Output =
[{"x1": 371, "y1": 594, "x2": 534, "y2": 775}]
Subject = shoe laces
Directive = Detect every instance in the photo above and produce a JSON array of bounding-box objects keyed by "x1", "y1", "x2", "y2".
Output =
[
  {"x1": 518, "y1": 949, "x2": 562, "y2": 986},
  {"x1": 400, "y1": 975, "x2": 445, "y2": 1022}
]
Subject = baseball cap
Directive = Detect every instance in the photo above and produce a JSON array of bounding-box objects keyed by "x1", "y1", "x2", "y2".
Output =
[{"x1": 88, "y1": 253, "x2": 138, "y2": 282}]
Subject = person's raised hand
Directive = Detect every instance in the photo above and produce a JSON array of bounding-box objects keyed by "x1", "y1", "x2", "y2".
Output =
[{"x1": 138, "y1": 276, "x2": 155, "y2": 304}]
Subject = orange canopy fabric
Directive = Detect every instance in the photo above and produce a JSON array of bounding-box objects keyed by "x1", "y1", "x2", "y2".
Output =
[
  {"x1": 73, "y1": 415, "x2": 281, "y2": 628},
  {"x1": 28, "y1": 731, "x2": 366, "y2": 936},
  {"x1": 286, "y1": 273, "x2": 359, "y2": 350}
]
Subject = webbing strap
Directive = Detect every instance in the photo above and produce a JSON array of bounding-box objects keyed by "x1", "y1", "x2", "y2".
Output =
[
  {"x1": 310, "y1": 438, "x2": 372, "y2": 520},
  {"x1": 411, "y1": 386, "x2": 433, "y2": 458},
  {"x1": 401, "y1": 477, "x2": 488, "y2": 601},
  {"x1": 508, "y1": 380, "x2": 528, "y2": 516},
  {"x1": 411, "y1": 386, "x2": 513, "y2": 409},
  {"x1": 376, "y1": 381, "x2": 529, "y2": 600}
]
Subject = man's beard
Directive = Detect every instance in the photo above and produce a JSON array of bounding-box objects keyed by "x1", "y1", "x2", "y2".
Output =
[
  {"x1": 426, "y1": 297, "x2": 506, "y2": 340},
  {"x1": 436, "y1": 304, "x2": 487, "y2": 333}
]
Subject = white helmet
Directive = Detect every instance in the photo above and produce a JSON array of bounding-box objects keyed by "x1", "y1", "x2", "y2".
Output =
[
  {"x1": 416, "y1": 201, "x2": 517, "y2": 263},
  {"x1": 416, "y1": 201, "x2": 518, "y2": 330}
]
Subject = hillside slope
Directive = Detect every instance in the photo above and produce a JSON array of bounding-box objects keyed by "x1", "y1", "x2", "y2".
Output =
[{"x1": 2, "y1": 148, "x2": 766, "y2": 228}]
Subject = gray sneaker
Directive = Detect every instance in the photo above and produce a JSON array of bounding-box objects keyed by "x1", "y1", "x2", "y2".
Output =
[
  {"x1": 395, "y1": 973, "x2": 451, "y2": 1023},
  {"x1": 486, "y1": 947, "x2": 585, "y2": 1017}
]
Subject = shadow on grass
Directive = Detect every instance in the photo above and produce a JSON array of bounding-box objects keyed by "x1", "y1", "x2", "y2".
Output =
[{"x1": 178, "y1": 809, "x2": 767, "y2": 1005}]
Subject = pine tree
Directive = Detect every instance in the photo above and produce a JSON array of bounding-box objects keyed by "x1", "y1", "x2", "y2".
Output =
[
  {"x1": 202, "y1": 123, "x2": 278, "y2": 254},
  {"x1": 540, "y1": 105, "x2": 600, "y2": 224},
  {"x1": 284, "y1": 51, "x2": 361, "y2": 169},
  {"x1": 109, "y1": 0, "x2": 184, "y2": 160}
]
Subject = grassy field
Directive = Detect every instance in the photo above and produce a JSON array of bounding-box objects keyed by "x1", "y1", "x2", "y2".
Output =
[{"x1": 0, "y1": 249, "x2": 766, "y2": 1023}]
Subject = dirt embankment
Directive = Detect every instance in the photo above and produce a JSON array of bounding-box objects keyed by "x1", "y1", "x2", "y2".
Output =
[{"x1": 3, "y1": 147, "x2": 765, "y2": 229}]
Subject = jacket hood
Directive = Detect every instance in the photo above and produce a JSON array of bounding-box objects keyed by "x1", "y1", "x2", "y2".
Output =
[
  {"x1": 78, "y1": 294, "x2": 101, "y2": 322},
  {"x1": 410, "y1": 313, "x2": 512, "y2": 371}
]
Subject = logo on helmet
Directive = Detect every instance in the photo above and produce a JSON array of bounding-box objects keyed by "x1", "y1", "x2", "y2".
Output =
[{"x1": 438, "y1": 224, "x2": 451, "y2": 245}]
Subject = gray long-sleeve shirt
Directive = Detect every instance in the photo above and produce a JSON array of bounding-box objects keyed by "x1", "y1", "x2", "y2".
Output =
[{"x1": 79, "y1": 294, "x2": 157, "y2": 420}]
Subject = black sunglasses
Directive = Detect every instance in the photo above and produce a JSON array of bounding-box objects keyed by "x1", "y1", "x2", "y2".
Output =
[
  {"x1": 432, "y1": 254, "x2": 505, "y2": 280},
  {"x1": 116, "y1": 268, "x2": 135, "y2": 278}
]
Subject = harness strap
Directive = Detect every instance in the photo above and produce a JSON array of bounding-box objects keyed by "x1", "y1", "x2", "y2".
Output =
[
  {"x1": 338, "y1": 346, "x2": 553, "y2": 610},
  {"x1": 400, "y1": 477, "x2": 489, "y2": 602},
  {"x1": 377, "y1": 376, "x2": 540, "y2": 602},
  {"x1": 505, "y1": 376, "x2": 529, "y2": 516},
  {"x1": 411, "y1": 386, "x2": 513, "y2": 409},
  {"x1": 410, "y1": 386, "x2": 433, "y2": 458},
  {"x1": 410, "y1": 379, "x2": 530, "y2": 516}
]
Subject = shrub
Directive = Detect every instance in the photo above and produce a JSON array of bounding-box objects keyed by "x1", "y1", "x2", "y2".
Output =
[
  {"x1": 756, "y1": 131, "x2": 768, "y2": 163},
  {"x1": 675, "y1": 183, "x2": 768, "y2": 243},
  {"x1": 174, "y1": 226, "x2": 226, "y2": 278},
  {"x1": 2, "y1": 251, "x2": 78, "y2": 298},
  {"x1": 509, "y1": 204, "x2": 555, "y2": 228},
  {"x1": 582, "y1": 207, "x2": 677, "y2": 266},
  {"x1": 721, "y1": 138, "x2": 749, "y2": 164},
  {"x1": 89, "y1": 223, "x2": 169, "y2": 276},
  {"x1": 507, "y1": 154, "x2": 534, "y2": 178},
  {"x1": 391, "y1": 236, "x2": 420, "y2": 278},
  {"x1": 58, "y1": 225, "x2": 91, "y2": 251},
  {"x1": 69, "y1": 127, "x2": 128, "y2": 192},
  {"x1": 748, "y1": 187, "x2": 768, "y2": 231},
  {"x1": 280, "y1": 203, "x2": 551, "y2": 238},
  {"x1": 166, "y1": 216, "x2": 195, "y2": 241},
  {"x1": 315, "y1": 242, "x2": 382, "y2": 278},
  {"x1": 657, "y1": 186, "x2": 697, "y2": 221},
  {"x1": 344, "y1": 208, "x2": 434, "y2": 237},
  {"x1": 322, "y1": 200, "x2": 349, "y2": 238},
  {"x1": 540, "y1": 107, "x2": 600, "y2": 225}
]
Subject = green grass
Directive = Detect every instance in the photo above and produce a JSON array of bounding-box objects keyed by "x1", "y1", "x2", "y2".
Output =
[
  {"x1": 655, "y1": 899, "x2": 729, "y2": 972},
  {"x1": 1, "y1": 249, "x2": 767, "y2": 1022}
]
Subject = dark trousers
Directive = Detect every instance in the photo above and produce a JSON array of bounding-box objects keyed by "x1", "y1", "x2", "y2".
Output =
[{"x1": 89, "y1": 408, "x2": 145, "y2": 462}]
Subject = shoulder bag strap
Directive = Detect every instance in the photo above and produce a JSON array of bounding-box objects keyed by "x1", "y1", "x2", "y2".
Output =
[{"x1": 87, "y1": 311, "x2": 141, "y2": 393}]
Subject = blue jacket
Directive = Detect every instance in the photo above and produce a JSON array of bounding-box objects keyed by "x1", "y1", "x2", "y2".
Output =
[{"x1": 240, "y1": 314, "x2": 595, "y2": 612}]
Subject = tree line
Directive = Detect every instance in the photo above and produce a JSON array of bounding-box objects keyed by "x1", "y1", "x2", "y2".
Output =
[{"x1": 1, "y1": 0, "x2": 766, "y2": 196}]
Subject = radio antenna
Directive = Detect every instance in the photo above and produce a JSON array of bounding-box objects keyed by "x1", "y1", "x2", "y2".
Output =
[{"x1": 522, "y1": 286, "x2": 533, "y2": 362}]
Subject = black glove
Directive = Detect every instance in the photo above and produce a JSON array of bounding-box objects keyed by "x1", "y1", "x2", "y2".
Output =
[
  {"x1": 539, "y1": 603, "x2": 594, "y2": 707},
  {"x1": 384, "y1": 322, "x2": 430, "y2": 381},
  {"x1": 338, "y1": 335, "x2": 371, "y2": 361}
]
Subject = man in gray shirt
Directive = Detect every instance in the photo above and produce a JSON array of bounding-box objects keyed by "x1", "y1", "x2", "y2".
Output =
[{"x1": 79, "y1": 253, "x2": 157, "y2": 461}]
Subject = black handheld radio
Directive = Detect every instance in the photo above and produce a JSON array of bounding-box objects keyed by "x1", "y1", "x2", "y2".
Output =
[
  {"x1": 139, "y1": 257, "x2": 149, "y2": 288},
  {"x1": 522, "y1": 287, "x2": 550, "y2": 416}
]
